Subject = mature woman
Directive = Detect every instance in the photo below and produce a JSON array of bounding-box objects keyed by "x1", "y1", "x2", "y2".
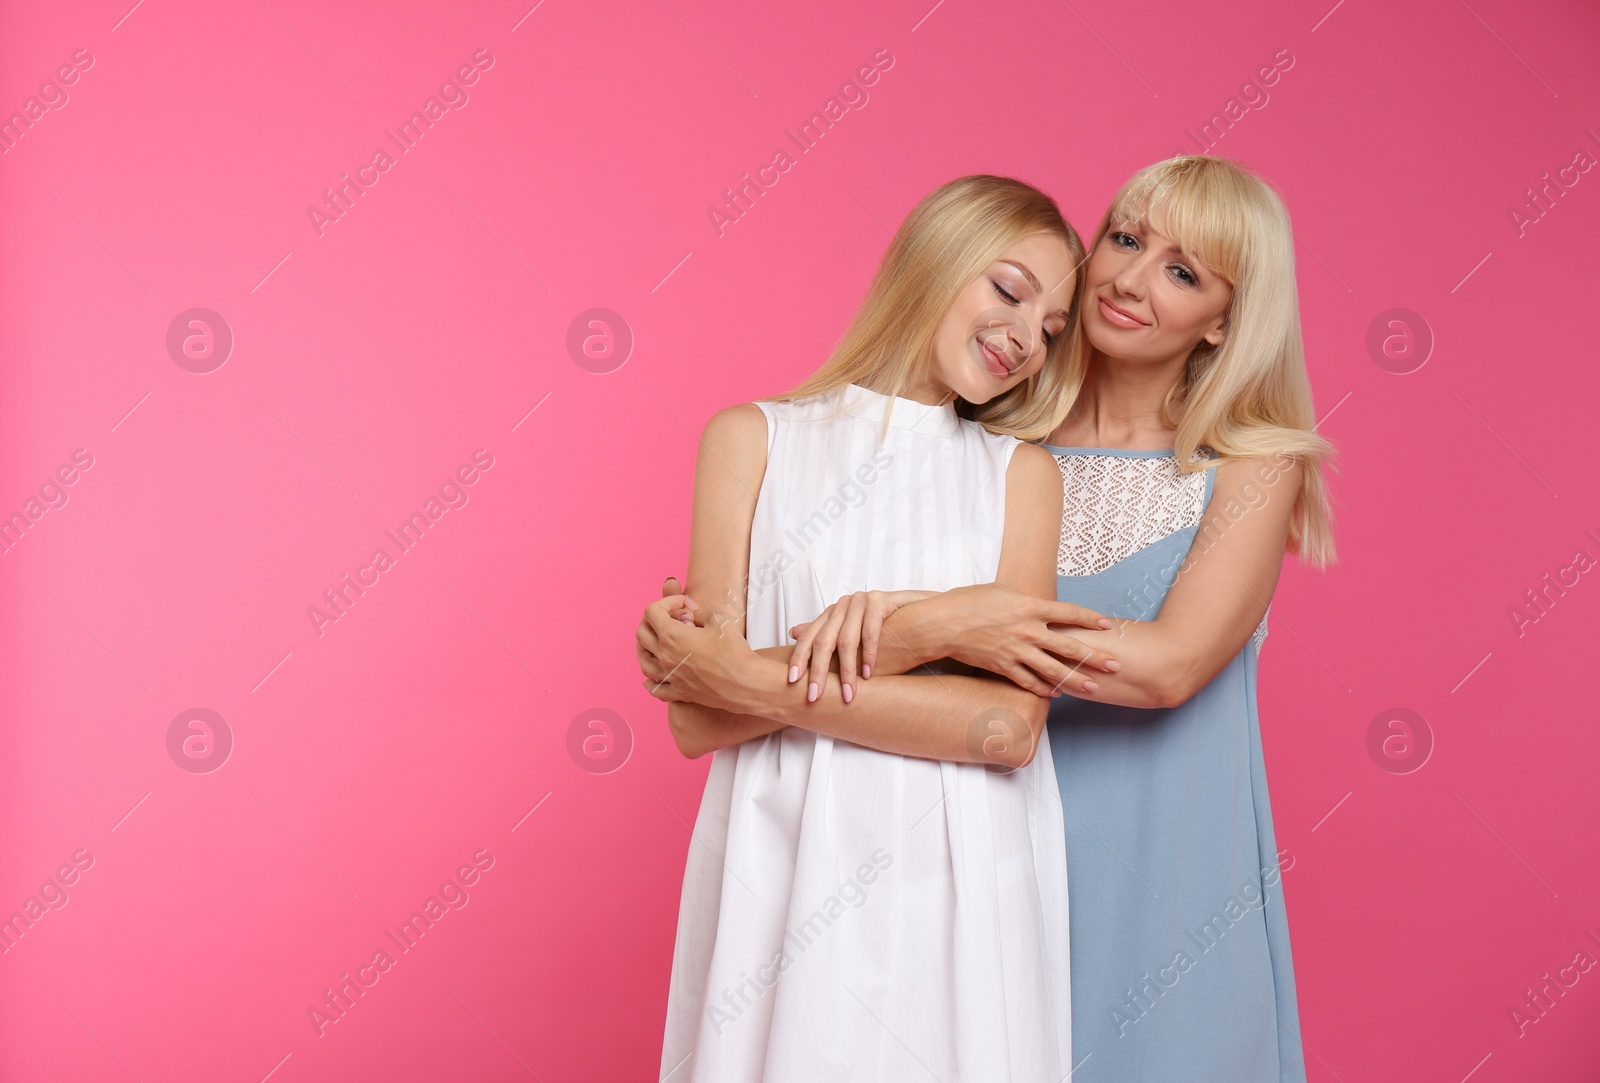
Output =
[{"x1": 643, "y1": 155, "x2": 1332, "y2": 1082}]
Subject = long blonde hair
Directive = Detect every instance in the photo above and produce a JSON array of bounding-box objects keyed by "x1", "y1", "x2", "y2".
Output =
[
  {"x1": 976, "y1": 155, "x2": 1337, "y2": 566},
  {"x1": 772, "y1": 175, "x2": 1087, "y2": 443}
]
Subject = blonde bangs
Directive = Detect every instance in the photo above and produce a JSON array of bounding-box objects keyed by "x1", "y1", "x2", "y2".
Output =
[{"x1": 1109, "y1": 157, "x2": 1256, "y2": 288}]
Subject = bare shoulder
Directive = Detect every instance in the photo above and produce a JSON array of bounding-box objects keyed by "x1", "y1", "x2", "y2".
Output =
[
  {"x1": 1210, "y1": 452, "x2": 1305, "y2": 502},
  {"x1": 701, "y1": 402, "x2": 768, "y2": 448},
  {"x1": 1196, "y1": 453, "x2": 1305, "y2": 550},
  {"x1": 704, "y1": 399, "x2": 771, "y2": 470},
  {"x1": 1007, "y1": 442, "x2": 1065, "y2": 502}
]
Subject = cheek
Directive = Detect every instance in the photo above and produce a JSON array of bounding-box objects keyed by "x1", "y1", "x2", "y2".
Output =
[
  {"x1": 1085, "y1": 242, "x2": 1122, "y2": 282},
  {"x1": 1148, "y1": 284, "x2": 1204, "y2": 335},
  {"x1": 940, "y1": 283, "x2": 987, "y2": 336},
  {"x1": 931, "y1": 307, "x2": 966, "y2": 352}
]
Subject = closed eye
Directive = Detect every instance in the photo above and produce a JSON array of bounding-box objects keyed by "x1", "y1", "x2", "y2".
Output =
[{"x1": 993, "y1": 280, "x2": 1058, "y2": 350}]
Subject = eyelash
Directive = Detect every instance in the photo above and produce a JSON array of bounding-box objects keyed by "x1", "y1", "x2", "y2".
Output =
[
  {"x1": 992, "y1": 280, "x2": 1056, "y2": 348},
  {"x1": 1109, "y1": 232, "x2": 1198, "y2": 287}
]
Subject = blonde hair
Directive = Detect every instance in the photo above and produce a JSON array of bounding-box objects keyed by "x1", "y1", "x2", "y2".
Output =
[
  {"x1": 976, "y1": 155, "x2": 1337, "y2": 566},
  {"x1": 772, "y1": 175, "x2": 1087, "y2": 443}
]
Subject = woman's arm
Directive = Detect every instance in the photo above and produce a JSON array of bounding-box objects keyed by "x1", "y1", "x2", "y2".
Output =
[
  {"x1": 643, "y1": 580, "x2": 969, "y2": 757},
  {"x1": 864, "y1": 453, "x2": 1306, "y2": 709},
  {"x1": 641, "y1": 575, "x2": 974, "y2": 755},
  {"x1": 657, "y1": 402, "x2": 774, "y2": 753},
  {"x1": 643, "y1": 440, "x2": 1065, "y2": 766}
]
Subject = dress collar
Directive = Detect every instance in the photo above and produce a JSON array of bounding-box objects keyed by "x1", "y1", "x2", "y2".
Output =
[{"x1": 838, "y1": 382, "x2": 961, "y2": 436}]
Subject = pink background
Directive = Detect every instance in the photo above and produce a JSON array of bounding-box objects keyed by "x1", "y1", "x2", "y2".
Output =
[{"x1": 2, "y1": 0, "x2": 1597, "y2": 1079}]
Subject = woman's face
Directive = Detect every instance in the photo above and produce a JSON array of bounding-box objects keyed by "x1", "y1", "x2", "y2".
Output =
[
  {"x1": 1081, "y1": 211, "x2": 1233, "y2": 366},
  {"x1": 927, "y1": 232, "x2": 1077, "y2": 405}
]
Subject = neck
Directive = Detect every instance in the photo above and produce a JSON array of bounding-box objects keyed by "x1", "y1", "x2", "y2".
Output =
[
  {"x1": 1066, "y1": 349, "x2": 1190, "y2": 449},
  {"x1": 871, "y1": 375, "x2": 957, "y2": 409}
]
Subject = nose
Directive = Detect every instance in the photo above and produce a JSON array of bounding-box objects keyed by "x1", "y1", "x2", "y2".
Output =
[
  {"x1": 1008, "y1": 320, "x2": 1031, "y2": 358},
  {"x1": 1112, "y1": 254, "x2": 1147, "y2": 300},
  {"x1": 1004, "y1": 313, "x2": 1044, "y2": 362}
]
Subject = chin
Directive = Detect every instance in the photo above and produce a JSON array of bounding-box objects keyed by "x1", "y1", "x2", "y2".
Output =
[
  {"x1": 952, "y1": 372, "x2": 998, "y2": 405},
  {"x1": 1084, "y1": 323, "x2": 1145, "y2": 360}
]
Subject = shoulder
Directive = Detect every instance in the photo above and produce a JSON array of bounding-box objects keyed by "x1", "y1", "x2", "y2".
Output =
[
  {"x1": 1211, "y1": 452, "x2": 1305, "y2": 498},
  {"x1": 701, "y1": 402, "x2": 768, "y2": 449},
  {"x1": 1198, "y1": 453, "x2": 1304, "y2": 541},
  {"x1": 1006, "y1": 442, "x2": 1064, "y2": 500},
  {"x1": 696, "y1": 404, "x2": 770, "y2": 488}
]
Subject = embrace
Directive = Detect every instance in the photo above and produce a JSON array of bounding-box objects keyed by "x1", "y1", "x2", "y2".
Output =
[{"x1": 636, "y1": 155, "x2": 1331, "y2": 1082}]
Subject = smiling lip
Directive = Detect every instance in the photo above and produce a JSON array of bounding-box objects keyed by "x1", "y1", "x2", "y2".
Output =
[
  {"x1": 980, "y1": 339, "x2": 1015, "y2": 378},
  {"x1": 1098, "y1": 295, "x2": 1148, "y2": 328}
]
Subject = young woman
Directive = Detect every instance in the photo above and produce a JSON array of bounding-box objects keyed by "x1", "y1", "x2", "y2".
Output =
[
  {"x1": 640, "y1": 176, "x2": 1121, "y2": 1082},
  {"x1": 641, "y1": 155, "x2": 1332, "y2": 1082}
]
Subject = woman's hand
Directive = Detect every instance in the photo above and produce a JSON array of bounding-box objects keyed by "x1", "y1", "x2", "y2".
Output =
[
  {"x1": 637, "y1": 590, "x2": 759, "y2": 714},
  {"x1": 928, "y1": 584, "x2": 1121, "y2": 697},
  {"x1": 785, "y1": 589, "x2": 939, "y2": 705},
  {"x1": 635, "y1": 576, "x2": 694, "y2": 685},
  {"x1": 788, "y1": 583, "x2": 1121, "y2": 702}
]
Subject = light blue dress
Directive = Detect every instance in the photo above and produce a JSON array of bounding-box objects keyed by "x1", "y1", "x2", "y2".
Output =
[{"x1": 1040, "y1": 444, "x2": 1307, "y2": 1082}]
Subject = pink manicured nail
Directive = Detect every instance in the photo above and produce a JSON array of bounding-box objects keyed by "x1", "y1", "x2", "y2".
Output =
[
  {"x1": 789, "y1": 665, "x2": 799, "y2": 683},
  {"x1": 1084, "y1": 680, "x2": 1099, "y2": 693},
  {"x1": 808, "y1": 682, "x2": 819, "y2": 702},
  {"x1": 1104, "y1": 660, "x2": 1122, "y2": 672},
  {"x1": 843, "y1": 684, "x2": 853, "y2": 704},
  {"x1": 862, "y1": 663, "x2": 871, "y2": 678},
  {"x1": 1098, "y1": 619, "x2": 1112, "y2": 628}
]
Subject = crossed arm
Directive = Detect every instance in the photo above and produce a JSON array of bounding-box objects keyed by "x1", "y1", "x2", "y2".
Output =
[
  {"x1": 636, "y1": 402, "x2": 1068, "y2": 768},
  {"x1": 841, "y1": 452, "x2": 1305, "y2": 709},
  {"x1": 640, "y1": 433, "x2": 1305, "y2": 757}
]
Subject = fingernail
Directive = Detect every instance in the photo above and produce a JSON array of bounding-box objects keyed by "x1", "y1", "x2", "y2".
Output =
[
  {"x1": 808, "y1": 682, "x2": 819, "y2": 703},
  {"x1": 1104, "y1": 660, "x2": 1121, "y2": 672},
  {"x1": 1099, "y1": 619, "x2": 1112, "y2": 628},
  {"x1": 1084, "y1": 680, "x2": 1099, "y2": 693},
  {"x1": 789, "y1": 665, "x2": 799, "y2": 683},
  {"x1": 862, "y1": 663, "x2": 871, "y2": 678},
  {"x1": 843, "y1": 684, "x2": 853, "y2": 703}
]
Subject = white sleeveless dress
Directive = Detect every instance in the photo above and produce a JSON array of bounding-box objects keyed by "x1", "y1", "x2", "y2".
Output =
[{"x1": 660, "y1": 382, "x2": 1072, "y2": 1083}]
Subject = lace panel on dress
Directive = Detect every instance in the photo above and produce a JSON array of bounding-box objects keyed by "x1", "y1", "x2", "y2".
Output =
[
  {"x1": 1054, "y1": 454, "x2": 1210, "y2": 577},
  {"x1": 1054, "y1": 451, "x2": 1270, "y2": 654}
]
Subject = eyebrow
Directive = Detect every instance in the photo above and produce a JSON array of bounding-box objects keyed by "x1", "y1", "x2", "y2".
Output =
[
  {"x1": 998, "y1": 259, "x2": 1071, "y2": 321},
  {"x1": 1114, "y1": 219, "x2": 1194, "y2": 263}
]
